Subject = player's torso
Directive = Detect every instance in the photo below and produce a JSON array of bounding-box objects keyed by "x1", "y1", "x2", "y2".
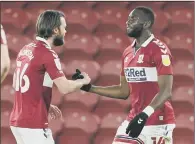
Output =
[
  {"x1": 124, "y1": 42, "x2": 159, "y2": 106},
  {"x1": 10, "y1": 41, "x2": 53, "y2": 128},
  {"x1": 123, "y1": 38, "x2": 175, "y2": 125}
]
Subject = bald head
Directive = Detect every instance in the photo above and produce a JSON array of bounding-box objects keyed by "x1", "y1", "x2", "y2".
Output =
[{"x1": 134, "y1": 6, "x2": 155, "y2": 28}]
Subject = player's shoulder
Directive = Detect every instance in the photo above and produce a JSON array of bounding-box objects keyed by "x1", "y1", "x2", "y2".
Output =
[
  {"x1": 149, "y1": 37, "x2": 171, "y2": 55},
  {"x1": 150, "y1": 37, "x2": 169, "y2": 50}
]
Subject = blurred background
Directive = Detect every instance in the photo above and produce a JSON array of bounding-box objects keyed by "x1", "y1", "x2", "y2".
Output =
[{"x1": 1, "y1": 1, "x2": 194, "y2": 144}]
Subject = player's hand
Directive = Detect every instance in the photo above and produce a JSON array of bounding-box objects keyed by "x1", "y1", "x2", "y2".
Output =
[
  {"x1": 48, "y1": 105, "x2": 63, "y2": 121},
  {"x1": 126, "y1": 112, "x2": 148, "y2": 138},
  {"x1": 80, "y1": 72, "x2": 91, "y2": 85},
  {"x1": 72, "y1": 69, "x2": 92, "y2": 92}
]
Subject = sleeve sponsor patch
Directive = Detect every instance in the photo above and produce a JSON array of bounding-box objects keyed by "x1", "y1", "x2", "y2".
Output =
[{"x1": 161, "y1": 55, "x2": 171, "y2": 66}]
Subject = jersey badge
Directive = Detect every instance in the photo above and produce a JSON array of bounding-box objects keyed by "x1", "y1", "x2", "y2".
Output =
[
  {"x1": 137, "y1": 54, "x2": 144, "y2": 63},
  {"x1": 162, "y1": 55, "x2": 171, "y2": 66}
]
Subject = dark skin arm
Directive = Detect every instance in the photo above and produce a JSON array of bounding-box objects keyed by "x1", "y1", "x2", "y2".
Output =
[
  {"x1": 149, "y1": 75, "x2": 173, "y2": 110},
  {"x1": 89, "y1": 76, "x2": 130, "y2": 100}
]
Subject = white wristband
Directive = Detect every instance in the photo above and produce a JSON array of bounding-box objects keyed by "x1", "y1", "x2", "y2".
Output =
[{"x1": 143, "y1": 106, "x2": 154, "y2": 117}]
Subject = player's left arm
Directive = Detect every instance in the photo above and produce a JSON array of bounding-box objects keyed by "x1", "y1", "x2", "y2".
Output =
[
  {"x1": 149, "y1": 75, "x2": 172, "y2": 110},
  {"x1": 146, "y1": 43, "x2": 173, "y2": 114}
]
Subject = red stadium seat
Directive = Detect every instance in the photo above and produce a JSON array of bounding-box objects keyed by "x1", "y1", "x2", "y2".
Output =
[
  {"x1": 1, "y1": 85, "x2": 15, "y2": 104},
  {"x1": 101, "y1": 112, "x2": 127, "y2": 128},
  {"x1": 64, "y1": 91, "x2": 100, "y2": 112},
  {"x1": 1, "y1": 112, "x2": 10, "y2": 128},
  {"x1": 1, "y1": 127, "x2": 16, "y2": 144},
  {"x1": 64, "y1": 60, "x2": 101, "y2": 83},
  {"x1": 95, "y1": 24, "x2": 132, "y2": 52},
  {"x1": 60, "y1": 1, "x2": 97, "y2": 8},
  {"x1": 51, "y1": 86, "x2": 63, "y2": 106},
  {"x1": 1, "y1": 1, "x2": 27, "y2": 8},
  {"x1": 63, "y1": 24, "x2": 99, "y2": 61},
  {"x1": 96, "y1": 2, "x2": 130, "y2": 8},
  {"x1": 1, "y1": 74, "x2": 13, "y2": 86},
  {"x1": 172, "y1": 86, "x2": 194, "y2": 105},
  {"x1": 94, "y1": 113, "x2": 126, "y2": 144},
  {"x1": 95, "y1": 25, "x2": 131, "y2": 64},
  {"x1": 173, "y1": 113, "x2": 194, "y2": 144},
  {"x1": 176, "y1": 113, "x2": 194, "y2": 132},
  {"x1": 173, "y1": 60, "x2": 194, "y2": 78},
  {"x1": 172, "y1": 101, "x2": 193, "y2": 117},
  {"x1": 95, "y1": 60, "x2": 121, "y2": 86},
  {"x1": 128, "y1": 2, "x2": 167, "y2": 10},
  {"x1": 58, "y1": 129, "x2": 90, "y2": 144},
  {"x1": 164, "y1": 25, "x2": 193, "y2": 60},
  {"x1": 168, "y1": 8, "x2": 193, "y2": 28},
  {"x1": 25, "y1": 1, "x2": 61, "y2": 9},
  {"x1": 94, "y1": 97, "x2": 129, "y2": 118},
  {"x1": 94, "y1": 130, "x2": 115, "y2": 144},
  {"x1": 1, "y1": 100, "x2": 13, "y2": 128},
  {"x1": 1, "y1": 8, "x2": 30, "y2": 33},
  {"x1": 8, "y1": 59, "x2": 17, "y2": 76},
  {"x1": 173, "y1": 60, "x2": 194, "y2": 89},
  {"x1": 8, "y1": 49, "x2": 18, "y2": 60},
  {"x1": 153, "y1": 10, "x2": 171, "y2": 35},
  {"x1": 164, "y1": 2, "x2": 194, "y2": 13},
  {"x1": 6, "y1": 34, "x2": 32, "y2": 54},
  {"x1": 59, "y1": 5, "x2": 99, "y2": 31},
  {"x1": 63, "y1": 110, "x2": 100, "y2": 136},
  {"x1": 173, "y1": 127, "x2": 193, "y2": 144},
  {"x1": 95, "y1": 5, "x2": 129, "y2": 31},
  {"x1": 48, "y1": 119, "x2": 64, "y2": 139}
]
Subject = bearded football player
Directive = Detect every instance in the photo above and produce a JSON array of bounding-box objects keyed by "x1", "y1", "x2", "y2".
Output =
[
  {"x1": 10, "y1": 10, "x2": 91, "y2": 144},
  {"x1": 72, "y1": 6, "x2": 175, "y2": 144}
]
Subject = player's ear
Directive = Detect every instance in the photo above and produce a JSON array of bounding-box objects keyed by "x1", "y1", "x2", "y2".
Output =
[
  {"x1": 143, "y1": 21, "x2": 151, "y2": 29},
  {"x1": 53, "y1": 27, "x2": 59, "y2": 34}
]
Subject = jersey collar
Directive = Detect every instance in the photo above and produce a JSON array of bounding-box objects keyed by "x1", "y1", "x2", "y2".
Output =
[
  {"x1": 131, "y1": 34, "x2": 155, "y2": 48},
  {"x1": 141, "y1": 34, "x2": 154, "y2": 47},
  {"x1": 36, "y1": 36, "x2": 51, "y2": 49}
]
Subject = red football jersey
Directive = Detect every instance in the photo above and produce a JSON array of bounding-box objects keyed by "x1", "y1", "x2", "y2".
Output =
[
  {"x1": 1, "y1": 25, "x2": 7, "y2": 45},
  {"x1": 10, "y1": 37, "x2": 64, "y2": 128},
  {"x1": 121, "y1": 34, "x2": 175, "y2": 125}
]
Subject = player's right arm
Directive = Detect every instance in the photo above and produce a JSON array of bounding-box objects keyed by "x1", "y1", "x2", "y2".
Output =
[
  {"x1": 43, "y1": 50, "x2": 90, "y2": 95},
  {"x1": 89, "y1": 75, "x2": 130, "y2": 100},
  {"x1": 1, "y1": 25, "x2": 10, "y2": 83},
  {"x1": 53, "y1": 73, "x2": 90, "y2": 95}
]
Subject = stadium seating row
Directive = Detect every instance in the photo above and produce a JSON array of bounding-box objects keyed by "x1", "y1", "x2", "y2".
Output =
[
  {"x1": 1, "y1": 109, "x2": 194, "y2": 144},
  {"x1": 1, "y1": 1, "x2": 194, "y2": 144},
  {"x1": 2, "y1": 60, "x2": 194, "y2": 89}
]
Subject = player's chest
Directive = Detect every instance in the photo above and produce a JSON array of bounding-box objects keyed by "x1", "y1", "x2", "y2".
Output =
[{"x1": 124, "y1": 48, "x2": 153, "y2": 68}]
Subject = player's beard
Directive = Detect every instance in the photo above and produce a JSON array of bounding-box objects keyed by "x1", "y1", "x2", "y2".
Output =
[
  {"x1": 53, "y1": 35, "x2": 64, "y2": 46},
  {"x1": 127, "y1": 25, "x2": 143, "y2": 38}
]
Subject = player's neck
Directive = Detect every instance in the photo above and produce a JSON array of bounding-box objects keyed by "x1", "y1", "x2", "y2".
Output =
[
  {"x1": 135, "y1": 31, "x2": 152, "y2": 46},
  {"x1": 46, "y1": 38, "x2": 54, "y2": 48}
]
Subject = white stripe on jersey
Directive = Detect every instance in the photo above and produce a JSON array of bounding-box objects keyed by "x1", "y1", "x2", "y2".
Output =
[
  {"x1": 124, "y1": 67, "x2": 158, "y2": 82},
  {"x1": 43, "y1": 72, "x2": 53, "y2": 87}
]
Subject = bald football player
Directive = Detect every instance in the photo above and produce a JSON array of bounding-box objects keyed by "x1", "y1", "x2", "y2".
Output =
[{"x1": 73, "y1": 6, "x2": 175, "y2": 144}]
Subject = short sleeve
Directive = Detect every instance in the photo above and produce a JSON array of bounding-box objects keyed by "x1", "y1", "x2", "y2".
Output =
[
  {"x1": 153, "y1": 48, "x2": 173, "y2": 76},
  {"x1": 43, "y1": 50, "x2": 64, "y2": 80},
  {"x1": 1, "y1": 25, "x2": 7, "y2": 45}
]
